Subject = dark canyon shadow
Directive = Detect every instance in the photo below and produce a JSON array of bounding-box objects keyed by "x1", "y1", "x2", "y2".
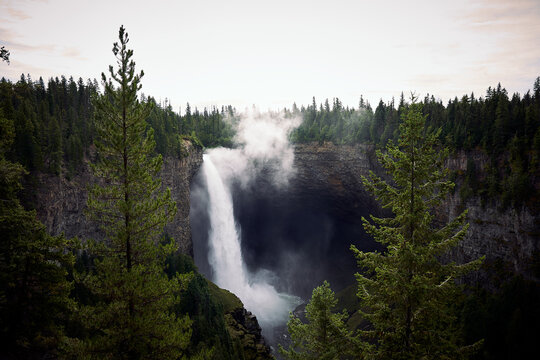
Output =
[{"x1": 190, "y1": 162, "x2": 381, "y2": 300}]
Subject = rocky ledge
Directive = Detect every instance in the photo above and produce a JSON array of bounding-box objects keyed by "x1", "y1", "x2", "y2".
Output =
[{"x1": 225, "y1": 308, "x2": 273, "y2": 360}]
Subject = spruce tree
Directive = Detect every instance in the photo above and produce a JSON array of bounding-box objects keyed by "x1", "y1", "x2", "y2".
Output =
[
  {"x1": 351, "y1": 99, "x2": 483, "y2": 359},
  {"x1": 0, "y1": 45, "x2": 9, "y2": 63},
  {"x1": 63, "y1": 26, "x2": 191, "y2": 360},
  {"x1": 0, "y1": 110, "x2": 74, "y2": 359},
  {"x1": 279, "y1": 281, "x2": 359, "y2": 360}
]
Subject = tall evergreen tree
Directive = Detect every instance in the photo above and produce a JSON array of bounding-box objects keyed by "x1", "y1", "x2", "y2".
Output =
[
  {"x1": 279, "y1": 281, "x2": 358, "y2": 360},
  {"x1": 351, "y1": 100, "x2": 483, "y2": 359},
  {"x1": 63, "y1": 26, "x2": 191, "y2": 360}
]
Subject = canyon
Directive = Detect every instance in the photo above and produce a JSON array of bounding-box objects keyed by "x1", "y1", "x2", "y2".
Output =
[{"x1": 32, "y1": 140, "x2": 539, "y2": 356}]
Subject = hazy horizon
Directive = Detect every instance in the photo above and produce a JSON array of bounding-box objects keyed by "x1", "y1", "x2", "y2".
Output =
[{"x1": 2, "y1": 0, "x2": 539, "y2": 111}]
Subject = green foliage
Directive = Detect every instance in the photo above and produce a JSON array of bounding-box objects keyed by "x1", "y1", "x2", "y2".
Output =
[
  {"x1": 0, "y1": 75, "x2": 98, "y2": 175},
  {"x1": 62, "y1": 26, "x2": 191, "y2": 360},
  {"x1": 0, "y1": 111, "x2": 74, "y2": 359},
  {"x1": 290, "y1": 97, "x2": 375, "y2": 145},
  {"x1": 0, "y1": 74, "x2": 238, "y2": 180},
  {"x1": 279, "y1": 281, "x2": 359, "y2": 360},
  {"x1": 351, "y1": 101, "x2": 484, "y2": 359},
  {"x1": 166, "y1": 252, "x2": 242, "y2": 360},
  {"x1": 461, "y1": 270, "x2": 540, "y2": 360},
  {"x1": 205, "y1": 279, "x2": 244, "y2": 314},
  {"x1": 0, "y1": 45, "x2": 9, "y2": 64},
  {"x1": 290, "y1": 79, "x2": 540, "y2": 209}
]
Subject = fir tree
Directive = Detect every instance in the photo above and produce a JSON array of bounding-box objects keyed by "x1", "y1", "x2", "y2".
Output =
[
  {"x1": 0, "y1": 110, "x2": 74, "y2": 359},
  {"x1": 0, "y1": 45, "x2": 9, "y2": 64},
  {"x1": 351, "y1": 99, "x2": 483, "y2": 359},
  {"x1": 279, "y1": 281, "x2": 359, "y2": 360},
  {"x1": 63, "y1": 26, "x2": 191, "y2": 360}
]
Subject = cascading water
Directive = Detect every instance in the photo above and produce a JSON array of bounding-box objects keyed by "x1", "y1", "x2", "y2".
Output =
[
  {"x1": 202, "y1": 153, "x2": 247, "y2": 291},
  {"x1": 201, "y1": 151, "x2": 301, "y2": 331}
]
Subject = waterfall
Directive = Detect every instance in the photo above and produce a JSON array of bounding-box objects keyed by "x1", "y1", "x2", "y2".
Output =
[
  {"x1": 202, "y1": 153, "x2": 248, "y2": 291},
  {"x1": 201, "y1": 151, "x2": 300, "y2": 330}
]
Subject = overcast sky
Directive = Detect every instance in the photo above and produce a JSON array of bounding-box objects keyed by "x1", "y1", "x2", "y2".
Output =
[{"x1": 1, "y1": 0, "x2": 539, "y2": 111}]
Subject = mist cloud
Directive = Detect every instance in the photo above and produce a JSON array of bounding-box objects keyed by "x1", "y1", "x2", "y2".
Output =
[{"x1": 208, "y1": 110, "x2": 300, "y2": 189}]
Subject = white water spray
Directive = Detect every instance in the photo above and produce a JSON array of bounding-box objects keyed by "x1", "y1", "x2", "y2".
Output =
[
  {"x1": 202, "y1": 152, "x2": 299, "y2": 328},
  {"x1": 200, "y1": 112, "x2": 301, "y2": 330}
]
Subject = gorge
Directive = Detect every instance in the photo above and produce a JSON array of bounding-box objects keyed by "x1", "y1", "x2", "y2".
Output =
[{"x1": 32, "y1": 133, "x2": 540, "y2": 354}]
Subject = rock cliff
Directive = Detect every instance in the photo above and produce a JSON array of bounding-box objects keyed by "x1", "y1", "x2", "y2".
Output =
[
  {"x1": 290, "y1": 143, "x2": 540, "y2": 282},
  {"x1": 442, "y1": 150, "x2": 540, "y2": 281},
  {"x1": 34, "y1": 139, "x2": 203, "y2": 256},
  {"x1": 225, "y1": 308, "x2": 273, "y2": 360},
  {"x1": 291, "y1": 142, "x2": 381, "y2": 217},
  {"x1": 206, "y1": 280, "x2": 273, "y2": 359}
]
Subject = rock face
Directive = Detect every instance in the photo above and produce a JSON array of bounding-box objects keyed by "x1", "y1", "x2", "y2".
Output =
[
  {"x1": 289, "y1": 143, "x2": 540, "y2": 282},
  {"x1": 443, "y1": 193, "x2": 539, "y2": 281},
  {"x1": 225, "y1": 308, "x2": 273, "y2": 360},
  {"x1": 34, "y1": 140, "x2": 203, "y2": 256},
  {"x1": 291, "y1": 142, "x2": 381, "y2": 217},
  {"x1": 161, "y1": 142, "x2": 204, "y2": 255},
  {"x1": 442, "y1": 150, "x2": 540, "y2": 281}
]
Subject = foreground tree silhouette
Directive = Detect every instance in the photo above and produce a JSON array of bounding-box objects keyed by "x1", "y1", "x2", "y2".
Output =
[
  {"x1": 63, "y1": 26, "x2": 191, "y2": 359},
  {"x1": 0, "y1": 45, "x2": 9, "y2": 63},
  {"x1": 279, "y1": 281, "x2": 359, "y2": 360},
  {"x1": 351, "y1": 99, "x2": 483, "y2": 359},
  {"x1": 0, "y1": 111, "x2": 73, "y2": 359}
]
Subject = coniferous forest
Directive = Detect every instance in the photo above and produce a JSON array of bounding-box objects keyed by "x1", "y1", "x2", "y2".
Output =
[
  {"x1": 1, "y1": 24, "x2": 540, "y2": 360},
  {"x1": 2, "y1": 74, "x2": 538, "y2": 212}
]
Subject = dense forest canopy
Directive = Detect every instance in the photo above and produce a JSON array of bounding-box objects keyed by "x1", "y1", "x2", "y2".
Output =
[
  {"x1": 4, "y1": 74, "x2": 538, "y2": 209},
  {"x1": 287, "y1": 79, "x2": 540, "y2": 209},
  {"x1": 0, "y1": 75, "x2": 236, "y2": 177},
  {"x1": 289, "y1": 79, "x2": 540, "y2": 152}
]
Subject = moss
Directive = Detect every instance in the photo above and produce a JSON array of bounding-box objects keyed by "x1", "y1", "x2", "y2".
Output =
[{"x1": 206, "y1": 279, "x2": 243, "y2": 313}]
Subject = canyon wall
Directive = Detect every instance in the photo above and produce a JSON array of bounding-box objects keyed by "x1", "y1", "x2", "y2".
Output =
[
  {"x1": 34, "y1": 140, "x2": 539, "y2": 284},
  {"x1": 34, "y1": 140, "x2": 203, "y2": 256},
  {"x1": 443, "y1": 150, "x2": 539, "y2": 280},
  {"x1": 291, "y1": 143, "x2": 540, "y2": 281}
]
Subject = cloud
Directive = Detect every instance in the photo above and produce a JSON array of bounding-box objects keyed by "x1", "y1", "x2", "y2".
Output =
[
  {"x1": 0, "y1": 0, "x2": 48, "y2": 24},
  {"x1": 459, "y1": 0, "x2": 540, "y2": 87},
  {"x1": 6, "y1": 7, "x2": 31, "y2": 20},
  {"x1": 62, "y1": 46, "x2": 86, "y2": 60},
  {"x1": 463, "y1": 0, "x2": 540, "y2": 25}
]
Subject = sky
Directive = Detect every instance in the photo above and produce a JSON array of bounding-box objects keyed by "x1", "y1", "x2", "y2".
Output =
[{"x1": 1, "y1": 0, "x2": 539, "y2": 112}]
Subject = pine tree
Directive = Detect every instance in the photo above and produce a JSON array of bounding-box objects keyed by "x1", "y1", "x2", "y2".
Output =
[
  {"x1": 351, "y1": 100, "x2": 483, "y2": 359},
  {"x1": 279, "y1": 281, "x2": 359, "y2": 360},
  {"x1": 0, "y1": 45, "x2": 9, "y2": 64},
  {"x1": 63, "y1": 26, "x2": 191, "y2": 360},
  {"x1": 0, "y1": 110, "x2": 74, "y2": 359}
]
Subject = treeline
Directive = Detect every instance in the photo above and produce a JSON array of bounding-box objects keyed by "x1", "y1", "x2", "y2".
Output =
[
  {"x1": 0, "y1": 75, "x2": 236, "y2": 176},
  {"x1": 0, "y1": 75, "x2": 97, "y2": 176},
  {"x1": 289, "y1": 79, "x2": 540, "y2": 208}
]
